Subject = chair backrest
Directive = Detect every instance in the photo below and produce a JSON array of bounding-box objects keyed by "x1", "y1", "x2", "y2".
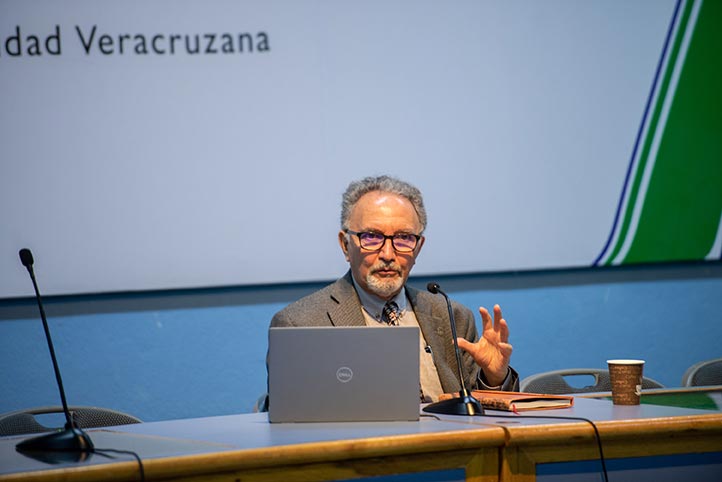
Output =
[
  {"x1": 0, "y1": 406, "x2": 142, "y2": 437},
  {"x1": 520, "y1": 368, "x2": 665, "y2": 394},
  {"x1": 253, "y1": 393, "x2": 269, "y2": 413},
  {"x1": 681, "y1": 358, "x2": 722, "y2": 387}
]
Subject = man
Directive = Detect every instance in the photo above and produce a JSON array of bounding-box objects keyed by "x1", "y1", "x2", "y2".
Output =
[{"x1": 270, "y1": 175, "x2": 518, "y2": 402}]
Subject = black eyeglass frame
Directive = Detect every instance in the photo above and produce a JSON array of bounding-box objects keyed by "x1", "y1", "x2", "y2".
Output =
[{"x1": 344, "y1": 229, "x2": 421, "y2": 253}]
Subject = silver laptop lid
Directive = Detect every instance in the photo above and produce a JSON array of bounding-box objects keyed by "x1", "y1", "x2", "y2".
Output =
[{"x1": 268, "y1": 326, "x2": 420, "y2": 423}]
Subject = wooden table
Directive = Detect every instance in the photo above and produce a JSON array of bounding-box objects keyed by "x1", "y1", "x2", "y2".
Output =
[{"x1": 2, "y1": 395, "x2": 721, "y2": 481}]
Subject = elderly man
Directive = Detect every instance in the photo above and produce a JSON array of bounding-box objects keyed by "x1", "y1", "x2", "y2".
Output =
[{"x1": 270, "y1": 175, "x2": 518, "y2": 402}]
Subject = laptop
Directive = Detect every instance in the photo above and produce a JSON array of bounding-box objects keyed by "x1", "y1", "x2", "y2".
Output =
[{"x1": 268, "y1": 326, "x2": 420, "y2": 423}]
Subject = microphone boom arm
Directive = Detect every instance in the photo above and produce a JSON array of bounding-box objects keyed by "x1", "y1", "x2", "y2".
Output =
[
  {"x1": 26, "y1": 262, "x2": 74, "y2": 430},
  {"x1": 438, "y1": 289, "x2": 469, "y2": 394},
  {"x1": 423, "y1": 282, "x2": 484, "y2": 416},
  {"x1": 16, "y1": 249, "x2": 94, "y2": 457}
]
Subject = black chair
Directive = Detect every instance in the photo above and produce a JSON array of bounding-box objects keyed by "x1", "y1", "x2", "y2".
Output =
[
  {"x1": 520, "y1": 368, "x2": 664, "y2": 394},
  {"x1": 0, "y1": 406, "x2": 142, "y2": 437},
  {"x1": 681, "y1": 358, "x2": 722, "y2": 387}
]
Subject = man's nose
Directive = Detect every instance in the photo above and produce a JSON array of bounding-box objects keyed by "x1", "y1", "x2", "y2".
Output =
[{"x1": 378, "y1": 238, "x2": 397, "y2": 260}]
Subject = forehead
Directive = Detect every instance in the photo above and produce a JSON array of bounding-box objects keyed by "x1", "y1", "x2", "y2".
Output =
[{"x1": 349, "y1": 191, "x2": 420, "y2": 230}]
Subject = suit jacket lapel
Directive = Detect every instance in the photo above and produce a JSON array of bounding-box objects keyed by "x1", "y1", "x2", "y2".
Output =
[{"x1": 326, "y1": 271, "x2": 366, "y2": 327}]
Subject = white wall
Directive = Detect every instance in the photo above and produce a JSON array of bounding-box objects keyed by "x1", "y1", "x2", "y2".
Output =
[{"x1": 1, "y1": 0, "x2": 680, "y2": 298}]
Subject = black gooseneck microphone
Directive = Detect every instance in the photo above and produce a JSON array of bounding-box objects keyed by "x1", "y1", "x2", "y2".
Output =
[
  {"x1": 422, "y1": 282, "x2": 484, "y2": 416},
  {"x1": 16, "y1": 248, "x2": 94, "y2": 456}
]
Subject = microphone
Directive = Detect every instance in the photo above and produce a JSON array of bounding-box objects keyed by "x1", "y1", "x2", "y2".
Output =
[
  {"x1": 15, "y1": 248, "x2": 94, "y2": 457},
  {"x1": 423, "y1": 282, "x2": 484, "y2": 416}
]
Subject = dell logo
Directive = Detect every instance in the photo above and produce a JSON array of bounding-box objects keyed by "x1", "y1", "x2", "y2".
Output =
[{"x1": 336, "y1": 366, "x2": 353, "y2": 383}]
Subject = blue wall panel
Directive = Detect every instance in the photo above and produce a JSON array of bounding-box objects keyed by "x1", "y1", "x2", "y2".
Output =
[{"x1": 2, "y1": 265, "x2": 720, "y2": 422}]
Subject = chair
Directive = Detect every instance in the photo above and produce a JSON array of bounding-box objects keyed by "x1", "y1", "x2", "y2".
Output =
[
  {"x1": 0, "y1": 406, "x2": 142, "y2": 437},
  {"x1": 253, "y1": 393, "x2": 269, "y2": 413},
  {"x1": 520, "y1": 368, "x2": 665, "y2": 394},
  {"x1": 681, "y1": 357, "x2": 722, "y2": 387}
]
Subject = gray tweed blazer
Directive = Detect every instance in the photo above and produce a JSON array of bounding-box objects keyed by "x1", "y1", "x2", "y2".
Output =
[{"x1": 270, "y1": 271, "x2": 518, "y2": 393}]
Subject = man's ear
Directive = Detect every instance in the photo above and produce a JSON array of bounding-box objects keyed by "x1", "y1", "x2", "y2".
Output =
[{"x1": 338, "y1": 231, "x2": 350, "y2": 261}]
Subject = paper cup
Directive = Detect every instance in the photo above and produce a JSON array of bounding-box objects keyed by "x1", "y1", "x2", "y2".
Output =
[{"x1": 607, "y1": 359, "x2": 645, "y2": 405}]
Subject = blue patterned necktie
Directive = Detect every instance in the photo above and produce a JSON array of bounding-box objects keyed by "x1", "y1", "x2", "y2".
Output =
[{"x1": 382, "y1": 301, "x2": 400, "y2": 326}]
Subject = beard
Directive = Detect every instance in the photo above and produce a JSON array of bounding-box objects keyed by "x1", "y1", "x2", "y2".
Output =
[{"x1": 365, "y1": 264, "x2": 405, "y2": 299}]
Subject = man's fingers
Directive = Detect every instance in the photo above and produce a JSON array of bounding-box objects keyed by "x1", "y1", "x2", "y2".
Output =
[
  {"x1": 456, "y1": 337, "x2": 473, "y2": 353},
  {"x1": 499, "y1": 317, "x2": 510, "y2": 343},
  {"x1": 493, "y1": 304, "x2": 503, "y2": 332},
  {"x1": 498, "y1": 342, "x2": 513, "y2": 357},
  {"x1": 479, "y1": 306, "x2": 492, "y2": 332}
]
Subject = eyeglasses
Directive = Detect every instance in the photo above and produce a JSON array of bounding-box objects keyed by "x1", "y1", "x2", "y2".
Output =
[{"x1": 345, "y1": 230, "x2": 421, "y2": 253}]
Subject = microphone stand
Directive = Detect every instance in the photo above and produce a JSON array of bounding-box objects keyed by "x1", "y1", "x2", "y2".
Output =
[
  {"x1": 423, "y1": 283, "x2": 484, "y2": 416},
  {"x1": 16, "y1": 249, "x2": 94, "y2": 459}
]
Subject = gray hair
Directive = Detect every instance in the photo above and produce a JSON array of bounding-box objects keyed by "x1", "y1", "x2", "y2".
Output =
[{"x1": 340, "y1": 175, "x2": 427, "y2": 232}]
